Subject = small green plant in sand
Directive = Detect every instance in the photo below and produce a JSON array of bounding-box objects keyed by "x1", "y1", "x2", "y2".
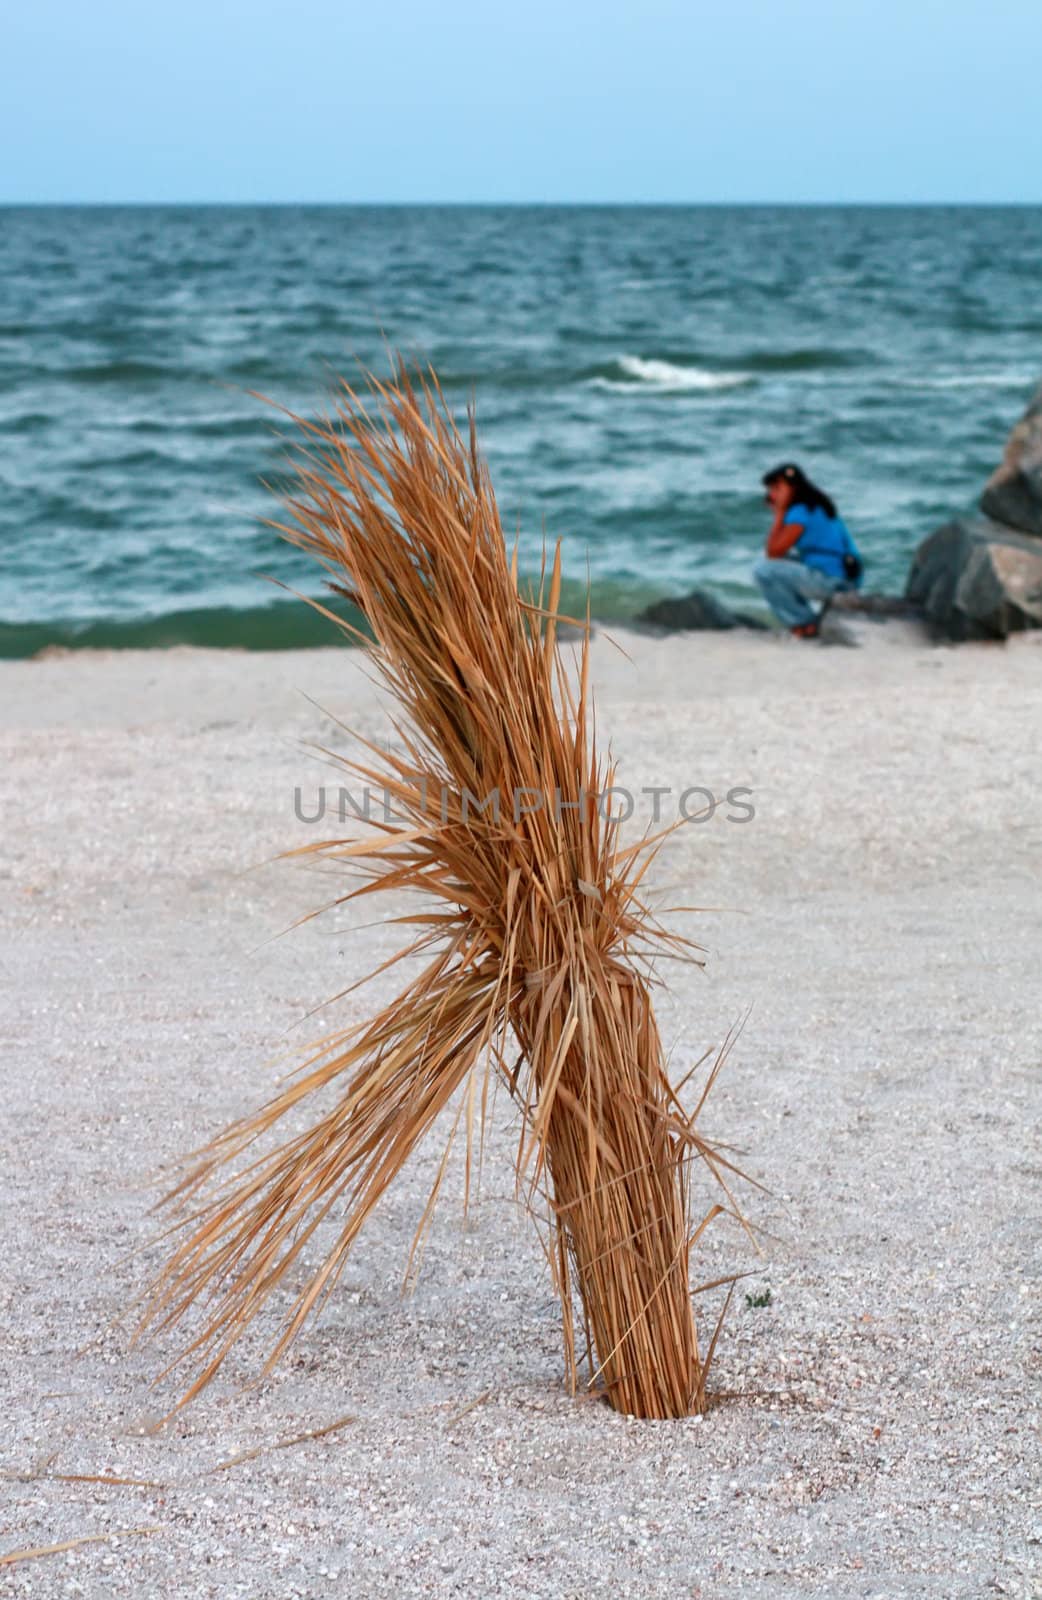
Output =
[
  {"x1": 138, "y1": 360, "x2": 751, "y2": 1420},
  {"x1": 745, "y1": 1287, "x2": 772, "y2": 1309}
]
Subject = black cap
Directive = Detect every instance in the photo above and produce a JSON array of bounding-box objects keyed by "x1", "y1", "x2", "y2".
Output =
[{"x1": 762, "y1": 462, "x2": 800, "y2": 486}]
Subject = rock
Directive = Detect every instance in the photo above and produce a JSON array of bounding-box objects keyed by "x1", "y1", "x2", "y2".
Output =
[
  {"x1": 636, "y1": 588, "x2": 767, "y2": 632},
  {"x1": 905, "y1": 516, "x2": 1042, "y2": 640},
  {"x1": 829, "y1": 591, "x2": 920, "y2": 619},
  {"x1": 980, "y1": 381, "x2": 1042, "y2": 536},
  {"x1": 906, "y1": 380, "x2": 1042, "y2": 640}
]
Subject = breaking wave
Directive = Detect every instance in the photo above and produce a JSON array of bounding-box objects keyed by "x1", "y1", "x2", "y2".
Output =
[{"x1": 588, "y1": 356, "x2": 755, "y2": 394}]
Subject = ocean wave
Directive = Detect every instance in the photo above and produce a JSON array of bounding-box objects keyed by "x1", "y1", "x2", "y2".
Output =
[
  {"x1": 892, "y1": 371, "x2": 1036, "y2": 391},
  {"x1": 589, "y1": 356, "x2": 754, "y2": 394},
  {"x1": 0, "y1": 596, "x2": 366, "y2": 659},
  {"x1": 0, "y1": 571, "x2": 662, "y2": 658},
  {"x1": 735, "y1": 347, "x2": 872, "y2": 372},
  {"x1": 62, "y1": 360, "x2": 183, "y2": 385},
  {"x1": 126, "y1": 414, "x2": 267, "y2": 439},
  {"x1": 0, "y1": 411, "x2": 53, "y2": 435}
]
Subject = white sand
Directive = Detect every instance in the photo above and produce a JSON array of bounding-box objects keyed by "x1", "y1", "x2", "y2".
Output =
[{"x1": 2, "y1": 622, "x2": 1040, "y2": 1599}]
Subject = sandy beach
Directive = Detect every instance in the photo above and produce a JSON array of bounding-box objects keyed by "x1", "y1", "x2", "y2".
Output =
[{"x1": 2, "y1": 621, "x2": 1040, "y2": 1599}]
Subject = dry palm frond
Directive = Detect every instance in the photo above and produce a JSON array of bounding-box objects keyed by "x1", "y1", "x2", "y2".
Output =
[
  {"x1": 0, "y1": 1530, "x2": 164, "y2": 1570},
  {"x1": 139, "y1": 359, "x2": 746, "y2": 1419}
]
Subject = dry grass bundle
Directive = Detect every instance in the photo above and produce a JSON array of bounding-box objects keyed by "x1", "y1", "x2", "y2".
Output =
[{"x1": 139, "y1": 360, "x2": 746, "y2": 1419}]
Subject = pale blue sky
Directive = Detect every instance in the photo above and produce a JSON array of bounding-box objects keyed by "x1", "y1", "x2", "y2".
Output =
[{"x1": 4, "y1": 0, "x2": 1039, "y2": 204}]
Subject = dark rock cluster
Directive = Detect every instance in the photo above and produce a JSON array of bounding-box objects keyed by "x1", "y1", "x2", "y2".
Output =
[{"x1": 907, "y1": 381, "x2": 1042, "y2": 640}]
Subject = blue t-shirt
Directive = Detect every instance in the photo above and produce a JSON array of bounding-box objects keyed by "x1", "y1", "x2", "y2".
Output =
[{"x1": 784, "y1": 503, "x2": 858, "y2": 583}]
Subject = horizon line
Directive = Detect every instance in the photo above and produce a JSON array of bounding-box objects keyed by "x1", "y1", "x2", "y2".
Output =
[{"x1": 2, "y1": 198, "x2": 1041, "y2": 209}]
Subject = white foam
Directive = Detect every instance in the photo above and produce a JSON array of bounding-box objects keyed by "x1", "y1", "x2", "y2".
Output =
[{"x1": 591, "y1": 356, "x2": 754, "y2": 394}]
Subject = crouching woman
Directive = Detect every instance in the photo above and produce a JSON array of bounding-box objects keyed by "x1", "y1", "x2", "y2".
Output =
[{"x1": 755, "y1": 462, "x2": 863, "y2": 638}]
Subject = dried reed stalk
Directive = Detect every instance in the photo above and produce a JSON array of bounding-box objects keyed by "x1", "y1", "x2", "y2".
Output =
[{"x1": 139, "y1": 360, "x2": 744, "y2": 1418}]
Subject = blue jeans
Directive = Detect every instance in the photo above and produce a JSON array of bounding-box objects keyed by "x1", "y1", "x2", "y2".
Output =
[{"x1": 754, "y1": 558, "x2": 841, "y2": 628}]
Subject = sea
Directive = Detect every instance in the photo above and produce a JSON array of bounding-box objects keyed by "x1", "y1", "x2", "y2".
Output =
[{"x1": 1, "y1": 205, "x2": 1039, "y2": 657}]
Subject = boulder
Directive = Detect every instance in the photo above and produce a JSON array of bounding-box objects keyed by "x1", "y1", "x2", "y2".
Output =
[
  {"x1": 905, "y1": 516, "x2": 1042, "y2": 640},
  {"x1": 980, "y1": 381, "x2": 1042, "y2": 536},
  {"x1": 906, "y1": 380, "x2": 1042, "y2": 640},
  {"x1": 636, "y1": 587, "x2": 767, "y2": 632},
  {"x1": 829, "y1": 591, "x2": 920, "y2": 619}
]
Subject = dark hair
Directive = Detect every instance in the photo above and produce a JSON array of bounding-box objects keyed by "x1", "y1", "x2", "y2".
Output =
[{"x1": 762, "y1": 462, "x2": 837, "y2": 520}]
